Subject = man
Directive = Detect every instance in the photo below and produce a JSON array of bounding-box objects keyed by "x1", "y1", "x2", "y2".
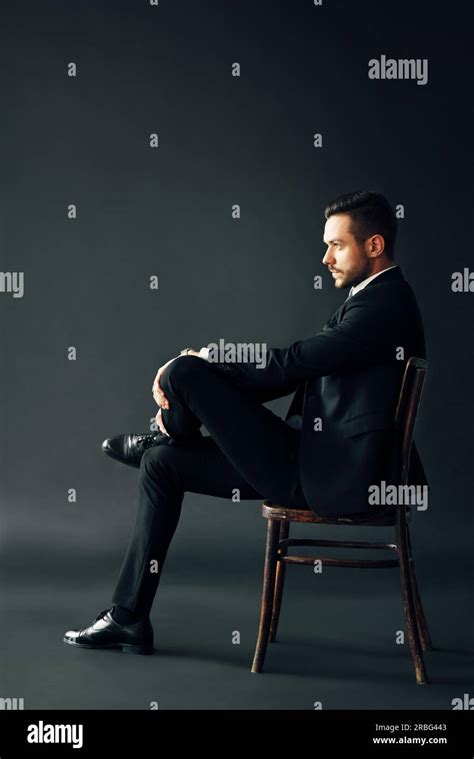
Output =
[{"x1": 63, "y1": 190, "x2": 428, "y2": 656}]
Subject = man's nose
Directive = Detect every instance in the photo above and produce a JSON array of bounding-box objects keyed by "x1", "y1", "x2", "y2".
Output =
[{"x1": 322, "y1": 250, "x2": 333, "y2": 266}]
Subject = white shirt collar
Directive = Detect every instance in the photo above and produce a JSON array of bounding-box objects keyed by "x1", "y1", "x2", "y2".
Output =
[{"x1": 349, "y1": 264, "x2": 399, "y2": 297}]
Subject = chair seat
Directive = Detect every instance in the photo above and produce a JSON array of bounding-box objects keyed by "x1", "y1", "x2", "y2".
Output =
[{"x1": 262, "y1": 500, "x2": 407, "y2": 526}]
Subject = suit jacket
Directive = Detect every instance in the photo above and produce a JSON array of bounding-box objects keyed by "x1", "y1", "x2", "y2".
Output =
[{"x1": 209, "y1": 266, "x2": 429, "y2": 517}]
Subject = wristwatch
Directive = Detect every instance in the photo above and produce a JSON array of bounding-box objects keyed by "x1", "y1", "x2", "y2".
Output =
[{"x1": 180, "y1": 347, "x2": 193, "y2": 356}]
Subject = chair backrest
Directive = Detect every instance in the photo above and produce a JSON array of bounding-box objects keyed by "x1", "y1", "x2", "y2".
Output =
[{"x1": 394, "y1": 357, "x2": 428, "y2": 486}]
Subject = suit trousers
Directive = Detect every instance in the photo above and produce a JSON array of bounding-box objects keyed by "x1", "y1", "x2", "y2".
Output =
[{"x1": 111, "y1": 355, "x2": 309, "y2": 616}]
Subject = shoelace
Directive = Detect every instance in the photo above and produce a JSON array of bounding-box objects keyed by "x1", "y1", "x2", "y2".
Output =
[
  {"x1": 135, "y1": 433, "x2": 161, "y2": 450},
  {"x1": 93, "y1": 607, "x2": 114, "y2": 623}
]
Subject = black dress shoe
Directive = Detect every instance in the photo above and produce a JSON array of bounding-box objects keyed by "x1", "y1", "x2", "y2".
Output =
[
  {"x1": 63, "y1": 606, "x2": 154, "y2": 655},
  {"x1": 101, "y1": 432, "x2": 173, "y2": 468}
]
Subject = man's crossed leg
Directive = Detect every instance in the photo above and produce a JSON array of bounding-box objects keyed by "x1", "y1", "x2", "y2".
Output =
[{"x1": 63, "y1": 354, "x2": 308, "y2": 654}]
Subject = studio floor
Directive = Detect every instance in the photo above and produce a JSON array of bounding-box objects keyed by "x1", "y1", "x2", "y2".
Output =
[{"x1": 1, "y1": 543, "x2": 472, "y2": 711}]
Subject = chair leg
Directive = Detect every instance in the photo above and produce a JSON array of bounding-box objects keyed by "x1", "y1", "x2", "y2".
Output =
[
  {"x1": 269, "y1": 520, "x2": 289, "y2": 642},
  {"x1": 251, "y1": 518, "x2": 280, "y2": 673},
  {"x1": 397, "y1": 518, "x2": 429, "y2": 684},
  {"x1": 406, "y1": 526, "x2": 433, "y2": 651}
]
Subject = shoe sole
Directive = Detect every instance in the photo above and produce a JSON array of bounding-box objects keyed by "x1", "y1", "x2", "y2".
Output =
[{"x1": 63, "y1": 636, "x2": 154, "y2": 655}]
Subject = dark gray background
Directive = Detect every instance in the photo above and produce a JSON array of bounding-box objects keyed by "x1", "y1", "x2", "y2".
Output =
[{"x1": 0, "y1": 0, "x2": 472, "y2": 709}]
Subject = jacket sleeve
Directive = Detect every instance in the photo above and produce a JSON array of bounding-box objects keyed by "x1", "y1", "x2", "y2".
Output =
[
  {"x1": 206, "y1": 290, "x2": 405, "y2": 388},
  {"x1": 206, "y1": 353, "x2": 300, "y2": 402}
]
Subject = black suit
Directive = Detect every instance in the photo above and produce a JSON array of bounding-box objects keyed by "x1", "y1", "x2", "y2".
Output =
[
  {"x1": 111, "y1": 265, "x2": 429, "y2": 615},
  {"x1": 209, "y1": 265, "x2": 428, "y2": 516}
]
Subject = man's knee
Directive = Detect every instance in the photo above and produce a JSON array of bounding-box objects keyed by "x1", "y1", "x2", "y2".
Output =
[{"x1": 160, "y1": 354, "x2": 206, "y2": 395}]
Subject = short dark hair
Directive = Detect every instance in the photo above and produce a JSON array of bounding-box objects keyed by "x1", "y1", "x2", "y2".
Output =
[{"x1": 324, "y1": 190, "x2": 397, "y2": 259}]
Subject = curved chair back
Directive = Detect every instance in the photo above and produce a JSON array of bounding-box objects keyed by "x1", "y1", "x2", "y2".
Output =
[{"x1": 394, "y1": 357, "x2": 428, "y2": 486}]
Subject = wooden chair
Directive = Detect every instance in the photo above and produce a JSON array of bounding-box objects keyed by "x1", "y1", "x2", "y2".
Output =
[{"x1": 251, "y1": 357, "x2": 432, "y2": 684}]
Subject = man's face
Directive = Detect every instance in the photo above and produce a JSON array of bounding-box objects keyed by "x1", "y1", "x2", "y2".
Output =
[{"x1": 322, "y1": 213, "x2": 373, "y2": 290}]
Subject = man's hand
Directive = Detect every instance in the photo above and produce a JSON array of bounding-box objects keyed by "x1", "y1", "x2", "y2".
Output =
[
  {"x1": 152, "y1": 357, "x2": 176, "y2": 410},
  {"x1": 152, "y1": 350, "x2": 202, "y2": 410},
  {"x1": 155, "y1": 407, "x2": 170, "y2": 436}
]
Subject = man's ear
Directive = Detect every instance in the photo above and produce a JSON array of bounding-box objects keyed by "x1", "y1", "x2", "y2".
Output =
[{"x1": 365, "y1": 234, "x2": 385, "y2": 258}]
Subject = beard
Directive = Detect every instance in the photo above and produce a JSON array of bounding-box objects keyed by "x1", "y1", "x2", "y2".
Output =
[{"x1": 342, "y1": 254, "x2": 373, "y2": 289}]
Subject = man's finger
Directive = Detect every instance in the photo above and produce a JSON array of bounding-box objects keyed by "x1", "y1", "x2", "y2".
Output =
[
  {"x1": 155, "y1": 408, "x2": 170, "y2": 435},
  {"x1": 154, "y1": 385, "x2": 166, "y2": 402},
  {"x1": 153, "y1": 386, "x2": 170, "y2": 409}
]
